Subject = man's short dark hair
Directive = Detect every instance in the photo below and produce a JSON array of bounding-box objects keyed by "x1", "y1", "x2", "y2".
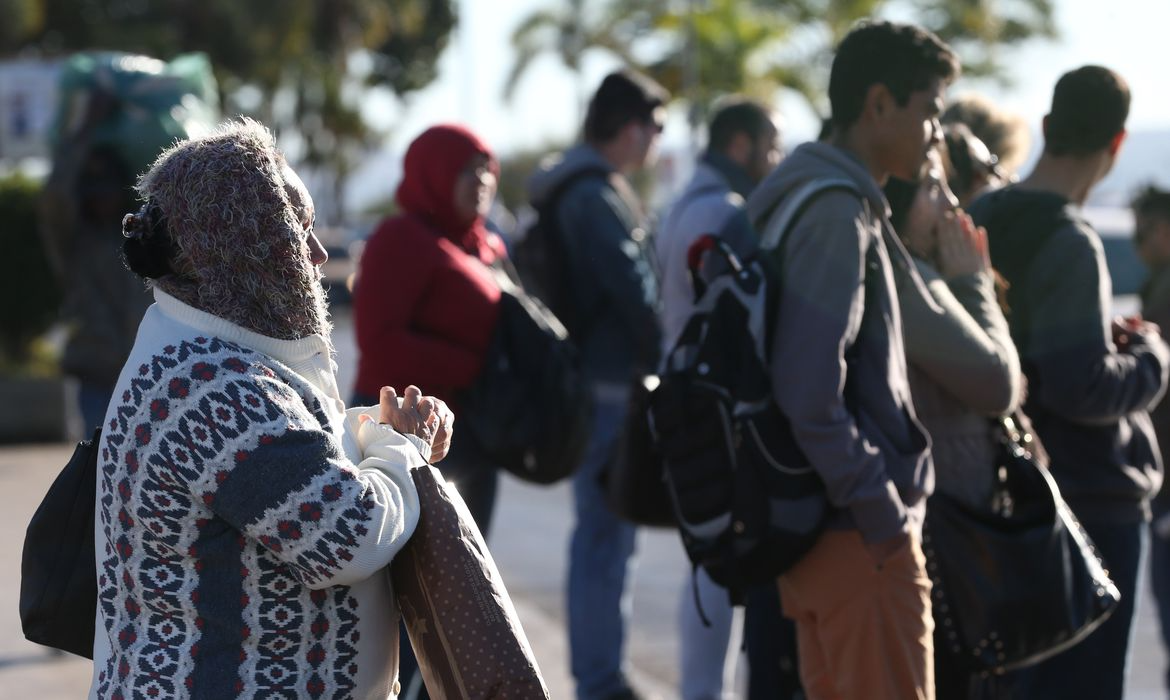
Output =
[
  {"x1": 828, "y1": 20, "x2": 959, "y2": 130},
  {"x1": 1132, "y1": 184, "x2": 1170, "y2": 223},
  {"x1": 583, "y1": 69, "x2": 669, "y2": 144},
  {"x1": 1045, "y1": 65, "x2": 1130, "y2": 157},
  {"x1": 707, "y1": 98, "x2": 775, "y2": 153}
]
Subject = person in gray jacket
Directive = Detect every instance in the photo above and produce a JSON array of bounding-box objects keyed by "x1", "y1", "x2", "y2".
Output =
[
  {"x1": 525, "y1": 69, "x2": 667, "y2": 700},
  {"x1": 745, "y1": 21, "x2": 958, "y2": 700},
  {"x1": 884, "y1": 149, "x2": 1021, "y2": 698},
  {"x1": 969, "y1": 65, "x2": 1169, "y2": 700},
  {"x1": 657, "y1": 99, "x2": 796, "y2": 700}
]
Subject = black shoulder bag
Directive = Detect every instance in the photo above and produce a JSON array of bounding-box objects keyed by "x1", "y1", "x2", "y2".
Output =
[
  {"x1": 923, "y1": 413, "x2": 1119, "y2": 674},
  {"x1": 20, "y1": 428, "x2": 100, "y2": 658}
]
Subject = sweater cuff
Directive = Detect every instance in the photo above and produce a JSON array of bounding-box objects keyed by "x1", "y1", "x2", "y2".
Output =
[
  {"x1": 848, "y1": 480, "x2": 909, "y2": 543},
  {"x1": 357, "y1": 419, "x2": 432, "y2": 463}
]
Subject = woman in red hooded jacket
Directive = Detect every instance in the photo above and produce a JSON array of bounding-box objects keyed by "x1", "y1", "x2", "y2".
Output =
[{"x1": 352, "y1": 124, "x2": 504, "y2": 534}]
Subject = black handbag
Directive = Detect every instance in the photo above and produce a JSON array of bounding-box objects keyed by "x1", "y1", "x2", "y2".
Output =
[
  {"x1": 923, "y1": 414, "x2": 1120, "y2": 675},
  {"x1": 600, "y1": 375, "x2": 675, "y2": 528},
  {"x1": 20, "y1": 428, "x2": 100, "y2": 658}
]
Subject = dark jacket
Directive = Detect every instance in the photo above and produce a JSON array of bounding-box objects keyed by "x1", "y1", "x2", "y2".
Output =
[
  {"x1": 746, "y1": 142, "x2": 934, "y2": 544},
  {"x1": 1141, "y1": 264, "x2": 1170, "y2": 515},
  {"x1": 526, "y1": 144, "x2": 662, "y2": 385},
  {"x1": 970, "y1": 187, "x2": 1169, "y2": 522}
]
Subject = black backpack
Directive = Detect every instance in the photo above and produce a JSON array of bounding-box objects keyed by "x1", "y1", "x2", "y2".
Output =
[
  {"x1": 511, "y1": 167, "x2": 609, "y2": 337},
  {"x1": 648, "y1": 178, "x2": 860, "y2": 604},
  {"x1": 459, "y1": 263, "x2": 593, "y2": 484}
]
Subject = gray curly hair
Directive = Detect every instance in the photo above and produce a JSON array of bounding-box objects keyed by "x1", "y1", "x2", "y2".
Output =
[{"x1": 138, "y1": 117, "x2": 330, "y2": 340}]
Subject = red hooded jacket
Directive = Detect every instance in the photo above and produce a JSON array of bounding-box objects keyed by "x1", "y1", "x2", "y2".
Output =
[{"x1": 352, "y1": 124, "x2": 504, "y2": 404}]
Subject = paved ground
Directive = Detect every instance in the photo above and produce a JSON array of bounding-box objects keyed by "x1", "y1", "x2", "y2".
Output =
[
  {"x1": 3, "y1": 443, "x2": 1169, "y2": 699},
  {"x1": 1, "y1": 307, "x2": 1166, "y2": 698}
]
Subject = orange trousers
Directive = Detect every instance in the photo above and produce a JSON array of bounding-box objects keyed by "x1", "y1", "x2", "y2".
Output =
[{"x1": 778, "y1": 530, "x2": 934, "y2": 700}]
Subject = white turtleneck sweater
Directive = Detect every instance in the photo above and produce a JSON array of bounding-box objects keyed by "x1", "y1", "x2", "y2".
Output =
[{"x1": 89, "y1": 289, "x2": 425, "y2": 700}]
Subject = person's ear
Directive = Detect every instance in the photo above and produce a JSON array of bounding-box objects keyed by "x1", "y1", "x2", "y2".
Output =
[
  {"x1": 1108, "y1": 128, "x2": 1127, "y2": 157},
  {"x1": 1041, "y1": 114, "x2": 1050, "y2": 141},
  {"x1": 862, "y1": 83, "x2": 892, "y2": 125}
]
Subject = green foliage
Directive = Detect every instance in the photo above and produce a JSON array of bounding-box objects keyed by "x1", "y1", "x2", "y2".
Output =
[
  {"x1": 507, "y1": 0, "x2": 1057, "y2": 123},
  {"x1": 0, "y1": 173, "x2": 61, "y2": 371},
  {"x1": 495, "y1": 142, "x2": 568, "y2": 212},
  {"x1": 5, "y1": 0, "x2": 459, "y2": 222}
]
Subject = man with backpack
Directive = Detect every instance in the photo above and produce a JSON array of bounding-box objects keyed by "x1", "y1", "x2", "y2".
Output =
[
  {"x1": 524, "y1": 69, "x2": 667, "y2": 700},
  {"x1": 743, "y1": 21, "x2": 957, "y2": 699},
  {"x1": 655, "y1": 98, "x2": 801, "y2": 700},
  {"x1": 969, "y1": 66, "x2": 1169, "y2": 700}
]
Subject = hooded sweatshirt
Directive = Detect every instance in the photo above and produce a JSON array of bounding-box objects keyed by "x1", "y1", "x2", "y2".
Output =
[
  {"x1": 745, "y1": 142, "x2": 933, "y2": 544},
  {"x1": 970, "y1": 186, "x2": 1169, "y2": 522},
  {"x1": 353, "y1": 125, "x2": 505, "y2": 403},
  {"x1": 526, "y1": 144, "x2": 662, "y2": 385}
]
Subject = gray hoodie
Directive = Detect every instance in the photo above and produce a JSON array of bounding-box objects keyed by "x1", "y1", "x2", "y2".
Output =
[
  {"x1": 526, "y1": 144, "x2": 662, "y2": 385},
  {"x1": 746, "y1": 142, "x2": 933, "y2": 544}
]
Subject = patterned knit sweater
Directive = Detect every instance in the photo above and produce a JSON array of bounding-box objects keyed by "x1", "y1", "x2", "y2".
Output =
[{"x1": 89, "y1": 290, "x2": 425, "y2": 700}]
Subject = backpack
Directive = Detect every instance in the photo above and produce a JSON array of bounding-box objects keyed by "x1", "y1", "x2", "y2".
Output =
[
  {"x1": 511, "y1": 167, "x2": 609, "y2": 337},
  {"x1": 459, "y1": 261, "x2": 593, "y2": 485},
  {"x1": 648, "y1": 177, "x2": 860, "y2": 605}
]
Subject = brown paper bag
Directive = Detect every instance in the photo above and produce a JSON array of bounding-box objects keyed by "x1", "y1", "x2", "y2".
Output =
[{"x1": 390, "y1": 465, "x2": 549, "y2": 699}]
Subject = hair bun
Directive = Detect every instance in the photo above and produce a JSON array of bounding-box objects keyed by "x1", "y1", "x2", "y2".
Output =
[{"x1": 121, "y1": 204, "x2": 175, "y2": 279}]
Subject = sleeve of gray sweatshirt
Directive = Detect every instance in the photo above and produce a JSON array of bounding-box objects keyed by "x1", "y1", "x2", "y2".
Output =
[
  {"x1": 1027, "y1": 222, "x2": 1170, "y2": 424},
  {"x1": 900, "y1": 264, "x2": 1022, "y2": 416},
  {"x1": 768, "y1": 192, "x2": 907, "y2": 543}
]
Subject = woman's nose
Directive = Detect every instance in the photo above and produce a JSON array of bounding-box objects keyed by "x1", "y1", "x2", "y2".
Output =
[{"x1": 307, "y1": 232, "x2": 329, "y2": 266}]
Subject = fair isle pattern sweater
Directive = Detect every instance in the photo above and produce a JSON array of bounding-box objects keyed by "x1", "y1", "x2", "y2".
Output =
[{"x1": 90, "y1": 290, "x2": 425, "y2": 700}]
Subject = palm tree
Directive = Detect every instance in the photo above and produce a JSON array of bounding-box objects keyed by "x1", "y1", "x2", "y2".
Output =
[
  {"x1": 504, "y1": 0, "x2": 651, "y2": 118},
  {"x1": 506, "y1": 0, "x2": 1056, "y2": 125}
]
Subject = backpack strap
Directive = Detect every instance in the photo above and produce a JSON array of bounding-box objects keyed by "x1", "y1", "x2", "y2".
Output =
[{"x1": 758, "y1": 177, "x2": 860, "y2": 251}]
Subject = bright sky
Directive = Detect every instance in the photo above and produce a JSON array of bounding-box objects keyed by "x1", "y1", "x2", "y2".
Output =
[{"x1": 366, "y1": 0, "x2": 1170, "y2": 156}]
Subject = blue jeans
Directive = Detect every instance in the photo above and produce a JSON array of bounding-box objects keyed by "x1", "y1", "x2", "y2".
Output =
[
  {"x1": 1015, "y1": 518, "x2": 1148, "y2": 700},
  {"x1": 79, "y1": 380, "x2": 114, "y2": 434},
  {"x1": 569, "y1": 388, "x2": 637, "y2": 700}
]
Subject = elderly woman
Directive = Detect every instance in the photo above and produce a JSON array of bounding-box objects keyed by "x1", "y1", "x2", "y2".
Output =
[{"x1": 91, "y1": 118, "x2": 447, "y2": 700}]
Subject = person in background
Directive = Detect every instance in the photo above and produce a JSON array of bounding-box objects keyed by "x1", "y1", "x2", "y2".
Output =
[
  {"x1": 526, "y1": 69, "x2": 667, "y2": 700},
  {"x1": 39, "y1": 92, "x2": 153, "y2": 431},
  {"x1": 351, "y1": 124, "x2": 505, "y2": 700},
  {"x1": 940, "y1": 123, "x2": 1010, "y2": 207},
  {"x1": 942, "y1": 94, "x2": 1031, "y2": 180},
  {"x1": 745, "y1": 20, "x2": 958, "y2": 700},
  {"x1": 95, "y1": 118, "x2": 447, "y2": 700},
  {"x1": 884, "y1": 149, "x2": 1022, "y2": 698},
  {"x1": 352, "y1": 124, "x2": 503, "y2": 533},
  {"x1": 656, "y1": 97, "x2": 800, "y2": 700},
  {"x1": 1132, "y1": 183, "x2": 1170, "y2": 697},
  {"x1": 969, "y1": 65, "x2": 1169, "y2": 700}
]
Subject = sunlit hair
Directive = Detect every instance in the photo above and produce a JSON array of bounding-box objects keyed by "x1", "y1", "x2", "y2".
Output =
[
  {"x1": 942, "y1": 94, "x2": 1031, "y2": 176},
  {"x1": 137, "y1": 117, "x2": 330, "y2": 341}
]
